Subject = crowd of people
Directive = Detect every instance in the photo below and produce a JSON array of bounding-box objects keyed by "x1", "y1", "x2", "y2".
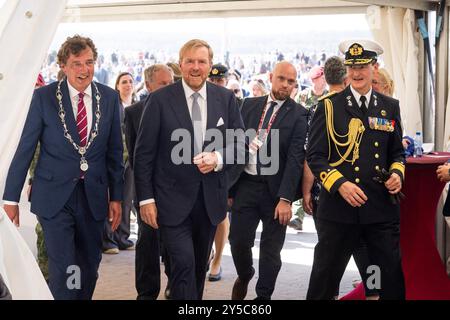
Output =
[{"x1": 1, "y1": 34, "x2": 450, "y2": 301}]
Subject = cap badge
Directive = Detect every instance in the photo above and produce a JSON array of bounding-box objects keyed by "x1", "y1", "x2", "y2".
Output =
[{"x1": 349, "y1": 44, "x2": 363, "y2": 56}]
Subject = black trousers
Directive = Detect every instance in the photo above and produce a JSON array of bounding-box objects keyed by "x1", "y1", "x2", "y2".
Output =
[
  {"x1": 159, "y1": 187, "x2": 216, "y2": 300},
  {"x1": 311, "y1": 201, "x2": 378, "y2": 297},
  {"x1": 306, "y1": 217, "x2": 405, "y2": 300},
  {"x1": 39, "y1": 181, "x2": 104, "y2": 300},
  {"x1": 135, "y1": 206, "x2": 171, "y2": 300},
  {"x1": 102, "y1": 163, "x2": 134, "y2": 250},
  {"x1": 229, "y1": 175, "x2": 287, "y2": 299}
]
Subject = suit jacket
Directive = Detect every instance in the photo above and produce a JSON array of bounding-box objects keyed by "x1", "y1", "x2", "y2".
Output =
[
  {"x1": 133, "y1": 81, "x2": 245, "y2": 227},
  {"x1": 231, "y1": 95, "x2": 308, "y2": 202},
  {"x1": 307, "y1": 86, "x2": 405, "y2": 224},
  {"x1": 124, "y1": 97, "x2": 147, "y2": 170},
  {"x1": 3, "y1": 80, "x2": 124, "y2": 221}
]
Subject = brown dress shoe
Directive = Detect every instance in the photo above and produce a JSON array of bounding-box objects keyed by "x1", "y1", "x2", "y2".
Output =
[{"x1": 231, "y1": 268, "x2": 255, "y2": 300}]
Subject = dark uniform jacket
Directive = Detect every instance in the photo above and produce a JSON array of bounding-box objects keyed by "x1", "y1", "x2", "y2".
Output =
[
  {"x1": 230, "y1": 95, "x2": 308, "y2": 202},
  {"x1": 307, "y1": 86, "x2": 405, "y2": 224}
]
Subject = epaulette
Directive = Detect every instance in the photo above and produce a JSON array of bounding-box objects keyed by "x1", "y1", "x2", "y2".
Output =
[{"x1": 318, "y1": 91, "x2": 337, "y2": 102}]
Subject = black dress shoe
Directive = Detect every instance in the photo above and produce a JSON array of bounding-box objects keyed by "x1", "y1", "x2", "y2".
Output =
[
  {"x1": 231, "y1": 268, "x2": 255, "y2": 300},
  {"x1": 254, "y1": 296, "x2": 270, "y2": 300}
]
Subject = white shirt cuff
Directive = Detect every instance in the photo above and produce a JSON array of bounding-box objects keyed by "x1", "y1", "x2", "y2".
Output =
[
  {"x1": 214, "y1": 151, "x2": 223, "y2": 172},
  {"x1": 280, "y1": 198, "x2": 291, "y2": 204},
  {"x1": 139, "y1": 199, "x2": 155, "y2": 207},
  {"x1": 3, "y1": 200, "x2": 18, "y2": 206}
]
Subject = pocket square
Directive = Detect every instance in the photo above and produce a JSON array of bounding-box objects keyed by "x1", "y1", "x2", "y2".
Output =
[{"x1": 216, "y1": 117, "x2": 224, "y2": 126}]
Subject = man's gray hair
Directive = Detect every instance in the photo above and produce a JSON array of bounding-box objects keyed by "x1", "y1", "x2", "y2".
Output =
[
  {"x1": 324, "y1": 56, "x2": 346, "y2": 85},
  {"x1": 144, "y1": 64, "x2": 173, "y2": 83}
]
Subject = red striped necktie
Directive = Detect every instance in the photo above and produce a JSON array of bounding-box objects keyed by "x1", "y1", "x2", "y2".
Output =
[{"x1": 77, "y1": 92, "x2": 88, "y2": 146}]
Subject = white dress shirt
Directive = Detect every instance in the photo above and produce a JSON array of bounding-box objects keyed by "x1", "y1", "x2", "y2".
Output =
[{"x1": 350, "y1": 85, "x2": 372, "y2": 110}]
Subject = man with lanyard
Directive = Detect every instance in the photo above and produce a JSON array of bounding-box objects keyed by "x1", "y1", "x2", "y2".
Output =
[
  {"x1": 3, "y1": 35, "x2": 123, "y2": 300},
  {"x1": 229, "y1": 61, "x2": 307, "y2": 300},
  {"x1": 306, "y1": 40, "x2": 405, "y2": 300}
]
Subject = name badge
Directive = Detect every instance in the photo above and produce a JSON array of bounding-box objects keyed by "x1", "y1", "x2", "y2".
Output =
[
  {"x1": 249, "y1": 136, "x2": 264, "y2": 155},
  {"x1": 368, "y1": 117, "x2": 395, "y2": 132}
]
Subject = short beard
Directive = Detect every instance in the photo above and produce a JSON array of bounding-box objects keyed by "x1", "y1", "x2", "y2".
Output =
[{"x1": 272, "y1": 90, "x2": 289, "y2": 101}]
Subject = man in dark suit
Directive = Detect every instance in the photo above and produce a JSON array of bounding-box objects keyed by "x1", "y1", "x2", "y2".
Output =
[
  {"x1": 2, "y1": 35, "x2": 123, "y2": 300},
  {"x1": 306, "y1": 40, "x2": 405, "y2": 300},
  {"x1": 125, "y1": 64, "x2": 173, "y2": 300},
  {"x1": 229, "y1": 61, "x2": 308, "y2": 300},
  {"x1": 134, "y1": 39, "x2": 245, "y2": 300}
]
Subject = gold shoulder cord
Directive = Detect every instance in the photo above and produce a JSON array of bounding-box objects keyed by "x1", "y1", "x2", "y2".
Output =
[{"x1": 324, "y1": 98, "x2": 365, "y2": 167}]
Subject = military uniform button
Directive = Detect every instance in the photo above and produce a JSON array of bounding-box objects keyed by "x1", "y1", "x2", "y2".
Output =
[
  {"x1": 355, "y1": 178, "x2": 360, "y2": 183},
  {"x1": 354, "y1": 167, "x2": 360, "y2": 172},
  {"x1": 375, "y1": 165, "x2": 380, "y2": 170},
  {"x1": 375, "y1": 153, "x2": 379, "y2": 159},
  {"x1": 374, "y1": 142, "x2": 379, "y2": 147}
]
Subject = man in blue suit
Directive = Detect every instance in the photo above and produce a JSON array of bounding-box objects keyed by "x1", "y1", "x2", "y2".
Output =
[
  {"x1": 134, "y1": 39, "x2": 245, "y2": 300},
  {"x1": 2, "y1": 35, "x2": 123, "y2": 300}
]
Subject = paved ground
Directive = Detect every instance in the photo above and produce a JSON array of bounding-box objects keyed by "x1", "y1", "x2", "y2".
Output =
[{"x1": 93, "y1": 214, "x2": 360, "y2": 300}]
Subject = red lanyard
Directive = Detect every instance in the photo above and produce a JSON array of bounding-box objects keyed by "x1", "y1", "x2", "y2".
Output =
[{"x1": 256, "y1": 100, "x2": 282, "y2": 140}]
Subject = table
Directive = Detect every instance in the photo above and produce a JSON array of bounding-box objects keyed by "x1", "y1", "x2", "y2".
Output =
[{"x1": 341, "y1": 152, "x2": 450, "y2": 300}]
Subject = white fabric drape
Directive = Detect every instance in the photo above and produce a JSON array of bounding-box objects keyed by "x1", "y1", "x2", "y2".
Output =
[
  {"x1": 0, "y1": 210, "x2": 53, "y2": 299},
  {"x1": 0, "y1": 0, "x2": 66, "y2": 299},
  {"x1": 366, "y1": 6, "x2": 422, "y2": 137}
]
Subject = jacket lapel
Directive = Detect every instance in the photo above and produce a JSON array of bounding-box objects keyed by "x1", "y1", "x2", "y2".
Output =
[
  {"x1": 271, "y1": 97, "x2": 294, "y2": 129},
  {"x1": 205, "y1": 82, "x2": 221, "y2": 133},
  {"x1": 343, "y1": 86, "x2": 365, "y2": 121},
  {"x1": 168, "y1": 81, "x2": 194, "y2": 135},
  {"x1": 248, "y1": 96, "x2": 268, "y2": 130}
]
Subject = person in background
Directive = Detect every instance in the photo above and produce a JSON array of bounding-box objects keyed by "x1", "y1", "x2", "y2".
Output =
[
  {"x1": 289, "y1": 65, "x2": 329, "y2": 231},
  {"x1": 102, "y1": 72, "x2": 137, "y2": 254},
  {"x1": 250, "y1": 79, "x2": 268, "y2": 97},
  {"x1": 205, "y1": 63, "x2": 232, "y2": 282},
  {"x1": 125, "y1": 64, "x2": 174, "y2": 300},
  {"x1": 437, "y1": 160, "x2": 450, "y2": 217},
  {"x1": 227, "y1": 79, "x2": 244, "y2": 106},
  {"x1": 167, "y1": 62, "x2": 182, "y2": 82},
  {"x1": 372, "y1": 67, "x2": 394, "y2": 97}
]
